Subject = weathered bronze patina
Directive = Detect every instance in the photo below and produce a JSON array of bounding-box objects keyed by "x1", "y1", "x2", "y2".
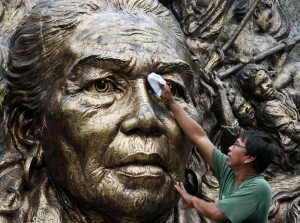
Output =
[{"x1": 0, "y1": 0, "x2": 299, "y2": 222}]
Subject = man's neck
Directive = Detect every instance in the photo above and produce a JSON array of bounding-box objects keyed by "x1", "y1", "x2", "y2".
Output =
[{"x1": 234, "y1": 168, "x2": 257, "y2": 185}]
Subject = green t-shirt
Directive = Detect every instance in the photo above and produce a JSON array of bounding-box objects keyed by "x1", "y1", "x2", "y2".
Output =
[{"x1": 212, "y1": 147, "x2": 272, "y2": 223}]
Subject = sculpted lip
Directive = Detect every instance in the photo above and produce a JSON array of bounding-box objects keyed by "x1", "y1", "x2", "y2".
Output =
[
  {"x1": 264, "y1": 88, "x2": 274, "y2": 97},
  {"x1": 115, "y1": 165, "x2": 165, "y2": 178},
  {"x1": 111, "y1": 153, "x2": 169, "y2": 177}
]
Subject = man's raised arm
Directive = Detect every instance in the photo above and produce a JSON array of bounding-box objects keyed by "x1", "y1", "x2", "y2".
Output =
[{"x1": 160, "y1": 85, "x2": 214, "y2": 168}]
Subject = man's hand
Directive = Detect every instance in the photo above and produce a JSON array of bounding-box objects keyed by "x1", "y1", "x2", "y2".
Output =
[
  {"x1": 175, "y1": 183, "x2": 228, "y2": 221},
  {"x1": 160, "y1": 84, "x2": 175, "y2": 106},
  {"x1": 174, "y1": 182, "x2": 194, "y2": 209}
]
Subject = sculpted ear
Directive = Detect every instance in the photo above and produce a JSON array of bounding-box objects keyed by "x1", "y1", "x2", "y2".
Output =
[
  {"x1": 254, "y1": 8, "x2": 261, "y2": 19},
  {"x1": 11, "y1": 111, "x2": 44, "y2": 165}
]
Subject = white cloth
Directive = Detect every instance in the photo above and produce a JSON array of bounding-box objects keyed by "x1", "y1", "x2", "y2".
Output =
[{"x1": 147, "y1": 73, "x2": 166, "y2": 96}]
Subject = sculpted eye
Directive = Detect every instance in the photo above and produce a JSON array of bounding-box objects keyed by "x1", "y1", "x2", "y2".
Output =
[
  {"x1": 167, "y1": 81, "x2": 187, "y2": 100},
  {"x1": 85, "y1": 78, "x2": 122, "y2": 94}
]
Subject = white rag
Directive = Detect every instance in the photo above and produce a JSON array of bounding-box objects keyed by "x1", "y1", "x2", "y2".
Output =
[{"x1": 147, "y1": 73, "x2": 166, "y2": 96}]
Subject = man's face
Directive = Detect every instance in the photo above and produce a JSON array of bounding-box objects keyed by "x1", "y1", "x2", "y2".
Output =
[
  {"x1": 227, "y1": 138, "x2": 248, "y2": 169},
  {"x1": 40, "y1": 11, "x2": 199, "y2": 220}
]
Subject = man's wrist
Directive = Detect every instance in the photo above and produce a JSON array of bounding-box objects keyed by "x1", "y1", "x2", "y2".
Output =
[
  {"x1": 189, "y1": 195, "x2": 197, "y2": 207},
  {"x1": 167, "y1": 98, "x2": 177, "y2": 107}
]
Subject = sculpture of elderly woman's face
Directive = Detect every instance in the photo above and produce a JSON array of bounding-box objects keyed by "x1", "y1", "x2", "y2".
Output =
[{"x1": 38, "y1": 10, "x2": 198, "y2": 220}]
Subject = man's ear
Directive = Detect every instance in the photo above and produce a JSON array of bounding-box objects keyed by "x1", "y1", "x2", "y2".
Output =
[
  {"x1": 244, "y1": 156, "x2": 256, "y2": 164},
  {"x1": 10, "y1": 111, "x2": 44, "y2": 165}
]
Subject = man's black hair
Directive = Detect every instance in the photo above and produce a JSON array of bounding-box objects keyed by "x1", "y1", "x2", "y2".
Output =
[{"x1": 240, "y1": 130, "x2": 277, "y2": 173}]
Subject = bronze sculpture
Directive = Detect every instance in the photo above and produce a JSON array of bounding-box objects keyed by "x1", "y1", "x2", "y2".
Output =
[
  {"x1": 0, "y1": 0, "x2": 299, "y2": 222},
  {"x1": 0, "y1": 0, "x2": 203, "y2": 222}
]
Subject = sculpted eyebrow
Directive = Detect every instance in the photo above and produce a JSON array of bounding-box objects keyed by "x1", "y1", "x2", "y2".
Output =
[
  {"x1": 157, "y1": 61, "x2": 193, "y2": 76},
  {"x1": 74, "y1": 56, "x2": 133, "y2": 74}
]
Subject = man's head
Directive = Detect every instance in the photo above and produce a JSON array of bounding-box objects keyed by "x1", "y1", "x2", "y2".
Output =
[
  {"x1": 5, "y1": 0, "x2": 199, "y2": 221},
  {"x1": 237, "y1": 64, "x2": 277, "y2": 101},
  {"x1": 240, "y1": 130, "x2": 276, "y2": 173}
]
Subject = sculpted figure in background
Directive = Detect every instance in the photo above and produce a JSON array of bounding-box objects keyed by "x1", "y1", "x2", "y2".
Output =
[
  {"x1": 216, "y1": 0, "x2": 289, "y2": 70},
  {"x1": 0, "y1": 0, "x2": 204, "y2": 222},
  {"x1": 223, "y1": 82, "x2": 257, "y2": 130},
  {"x1": 273, "y1": 61, "x2": 300, "y2": 110},
  {"x1": 217, "y1": 0, "x2": 300, "y2": 92},
  {"x1": 210, "y1": 75, "x2": 257, "y2": 154},
  {"x1": 237, "y1": 64, "x2": 300, "y2": 163},
  {"x1": 168, "y1": 0, "x2": 234, "y2": 68},
  {"x1": 236, "y1": 64, "x2": 300, "y2": 222},
  {"x1": 165, "y1": 0, "x2": 300, "y2": 221}
]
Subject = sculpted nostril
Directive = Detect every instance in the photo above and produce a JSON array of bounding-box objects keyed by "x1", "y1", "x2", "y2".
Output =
[
  {"x1": 122, "y1": 128, "x2": 161, "y2": 136},
  {"x1": 150, "y1": 129, "x2": 161, "y2": 136}
]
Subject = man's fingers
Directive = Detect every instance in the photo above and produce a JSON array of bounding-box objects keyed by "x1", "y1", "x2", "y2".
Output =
[
  {"x1": 174, "y1": 183, "x2": 182, "y2": 192},
  {"x1": 174, "y1": 182, "x2": 188, "y2": 196},
  {"x1": 175, "y1": 181, "x2": 194, "y2": 210},
  {"x1": 174, "y1": 182, "x2": 184, "y2": 192},
  {"x1": 179, "y1": 182, "x2": 186, "y2": 191}
]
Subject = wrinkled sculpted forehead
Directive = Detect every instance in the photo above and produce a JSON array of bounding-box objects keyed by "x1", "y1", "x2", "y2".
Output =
[{"x1": 65, "y1": 10, "x2": 192, "y2": 74}]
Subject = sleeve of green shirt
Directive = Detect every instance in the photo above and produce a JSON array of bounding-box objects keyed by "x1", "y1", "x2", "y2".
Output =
[{"x1": 212, "y1": 147, "x2": 232, "y2": 191}]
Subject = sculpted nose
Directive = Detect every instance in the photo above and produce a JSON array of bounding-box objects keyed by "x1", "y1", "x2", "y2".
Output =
[
  {"x1": 121, "y1": 102, "x2": 165, "y2": 136},
  {"x1": 120, "y1": 83, "x2": 164, "y2": 136}
]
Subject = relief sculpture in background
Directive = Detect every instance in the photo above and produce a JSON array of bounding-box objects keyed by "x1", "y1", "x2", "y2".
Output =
[
  {"x1": 0, "y1": 0, "x2": 299, "y2": 222},
  {"x1": 167, "y1": 0, "x2": 300, "y2": 222}
]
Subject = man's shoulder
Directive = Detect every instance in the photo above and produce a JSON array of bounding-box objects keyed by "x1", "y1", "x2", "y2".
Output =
[{"x1": 242, "y1": 176, "x2": 272, "y2": 197}]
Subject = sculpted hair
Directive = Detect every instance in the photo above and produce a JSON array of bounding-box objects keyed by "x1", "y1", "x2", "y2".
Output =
[
  {"x1": 240, "y1": 130, "x2": 277, "y2": 173},
  {"x1": 5, "y1": 0, "x2": 185, "y2": 133}
]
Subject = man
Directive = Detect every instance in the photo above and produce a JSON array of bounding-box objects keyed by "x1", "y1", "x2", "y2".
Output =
[
  {"x1": 160, "y1": 84, "x2": 277, "y2": 222},
  {"x1": 0, "y1": 0, "x2": 202, "y2": 222}
]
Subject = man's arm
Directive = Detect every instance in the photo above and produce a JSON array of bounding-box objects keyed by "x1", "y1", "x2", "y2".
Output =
[
  {"x1": 174, "y1": 182, "x2": 228, "y2": 221},
  {"x1": 160, "y1": 85, "x2": 214, "y2": 168}
]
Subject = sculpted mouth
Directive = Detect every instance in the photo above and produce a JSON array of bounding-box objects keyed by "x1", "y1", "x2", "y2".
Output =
[
  {"x1": 111, "y1": 153, "x2": 170, "y2": 178},
  {"x1": 115, "y1": 164, "x2": 165, "y2": 178},
  {"x1": 247, "y1": 110, "x2": 254, "y2": 119},
  {"x1": 264, "y1": 89, "x2": 274, "y2": 96}
]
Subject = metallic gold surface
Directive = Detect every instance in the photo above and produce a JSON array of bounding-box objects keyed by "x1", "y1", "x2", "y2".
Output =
[{"x1": 0, "y1": 0, "x2": 299, "y2": 222}]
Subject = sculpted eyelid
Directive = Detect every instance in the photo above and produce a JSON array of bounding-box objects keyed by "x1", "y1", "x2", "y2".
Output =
[
  {"x1": 165, "y1": 79, "x2": 186, "y2": 89},
  {"x1": 162, "y1": 74, "x2": 186, "y2": 89}
]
